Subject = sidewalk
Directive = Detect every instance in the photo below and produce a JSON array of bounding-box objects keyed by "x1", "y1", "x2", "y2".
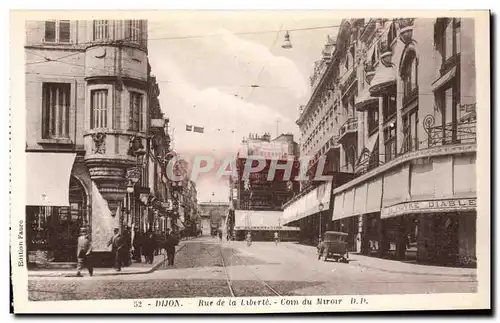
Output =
[
  {"x1": 282, "y1": 242, "x2": 477, "y2": 278},
  {"x1": 28, "y1": 244, "x2": 187, "y2": 278}
]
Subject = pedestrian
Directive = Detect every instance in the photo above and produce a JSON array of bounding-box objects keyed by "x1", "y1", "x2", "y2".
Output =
[
  {"x1": 218, "y1": 229, "x2": 223, "y2": 242},
  {"x1": 132, "y1": 228, "x2": 142, "y2": 263},
  {"x1": 246, "y1": 231, "x2": 252, "y2": 247},
  {"x1": 76, "y1": 227, "x2": 93, "y2": 277},
  {"x1": 122, "y1": 226, "x2": 132, "y2": 267},
  {"x1": 164, "y1": 229, "x2": 179, "y2": 266},
  {"x1": 274, "y1": 231, "x2": 280, "y2": 245},
  {"x1": 317, "y1": 237, "x2": 325, "y2": 260},
  {"x1": 142, "y1": 231, "x2": 156, "y2": 264},
  {"x1": 107, "y1": 228, "x2": 124, "y2": 271}
]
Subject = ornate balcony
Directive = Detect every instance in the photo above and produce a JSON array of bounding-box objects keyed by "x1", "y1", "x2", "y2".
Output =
[
  {"x1": 339, "y1": 67, "x2": 357, "y2": 96},
  {"x1": 338, "y1": 117, "x2": 358, "y2": 144},
  {"x1": 423, "y1": 112, "x2": 477, "y2": 148}
]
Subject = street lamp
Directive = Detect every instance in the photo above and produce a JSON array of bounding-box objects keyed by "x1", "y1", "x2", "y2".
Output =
[
  {"x1": 126, "y1": 180, "x2": 135, "y2": 230},
  {"x1": 318, "y1": 202, "x2": 324, "y2": 240}
]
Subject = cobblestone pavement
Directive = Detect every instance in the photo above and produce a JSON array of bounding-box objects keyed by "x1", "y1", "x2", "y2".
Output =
[{"x1": 28, "y1": 237, "x2": 477, "y2": 301}]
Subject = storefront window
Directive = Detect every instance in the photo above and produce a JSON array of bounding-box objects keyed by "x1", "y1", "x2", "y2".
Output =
[{"x1": 27, "y1": 177, "x2": 86, "y2": 263}]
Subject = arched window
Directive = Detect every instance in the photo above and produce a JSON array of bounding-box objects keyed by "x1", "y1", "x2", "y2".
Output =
[{"x1": 402, "y1": 51, "x2": 418, "y2": 101}]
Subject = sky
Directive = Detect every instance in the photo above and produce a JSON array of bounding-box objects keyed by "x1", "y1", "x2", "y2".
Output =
[{"x1": 147, "y1": 12, "x2": 341, "y2": 203}]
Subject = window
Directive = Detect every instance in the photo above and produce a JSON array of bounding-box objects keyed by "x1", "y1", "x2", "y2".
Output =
[
  {"x1": 383, "y1": 95, "x2": 397, "y2": 122},
  {"x1": 44, "y1": 20, "x2": 70, "y2": 43},
  {"x1": 403, "y1": 54, "x2": 418, "y2": 100},
  {"x1": 93, "y1": 20, "x2": 109, "y2": 41},
  {"x1": 440, "y1": 18, "x2": 461, "y2": 63},
  {"x1": 130, "y1": 92, "x2": 144, "y2": 132},
  {"x1": 402, "y1": 109, "x2": 419, "y2": 153},
  {"x1": 42, "y1": 83, "x2": 71, "y2": 139},
  {"x1": 384, "y1": 125, "x2": 397, "y2": 161},
  {"x1": 436, "y1": 82, "x2": 460, "y2": 144},
  {"x1": 368, "y1": 108, "x2": 379, "y2": 135},
  {"x1": 126, "y1": 20, "x2": 143, "y2": 43},
  {"x1": 90, "y1": 89, "x2": 108, "y2": 129}
]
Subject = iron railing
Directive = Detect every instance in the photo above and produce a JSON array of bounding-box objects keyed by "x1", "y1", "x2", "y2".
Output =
[
  {"x1": 423, "y1": 114, "x2": 477, "y2": 148},
  {"x1": 339, "y1": 117, "x2": 358, "y2": 137}
]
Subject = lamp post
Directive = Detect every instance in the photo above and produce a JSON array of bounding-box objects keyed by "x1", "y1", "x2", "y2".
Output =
[
  {"x1": 126, "y1": 180, "x2": 135, "y2": 231},
  {"x1": 318, "y1": 202, "x2": 324, "y2": 240}
]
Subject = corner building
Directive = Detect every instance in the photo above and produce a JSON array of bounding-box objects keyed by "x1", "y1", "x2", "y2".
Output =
[
  {"x1": 283, "y1": 18, "x2": 477, "y2": 267},
  {"x1": 25, "y1": 20, "x2": 170, "y2": 265}
]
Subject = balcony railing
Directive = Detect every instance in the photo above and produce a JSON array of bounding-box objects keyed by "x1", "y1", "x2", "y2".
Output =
[
  {"x1": 423, "y1": 114, "x2": 477, "y2": 148},
  {"x1": 339, "y1": 117, "x2": 358, "y2": 139}
]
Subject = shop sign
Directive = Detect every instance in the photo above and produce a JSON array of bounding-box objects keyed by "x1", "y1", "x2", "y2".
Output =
[{"x1": 381, "y1": 198, "x2": 476, "y2": 218}]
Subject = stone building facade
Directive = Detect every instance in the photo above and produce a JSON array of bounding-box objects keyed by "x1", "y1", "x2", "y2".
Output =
[
  {"x1": 283, "y1": 18, "x2": 477, "y2": 266},
  {"x1": 25, "y1": 19, "x2": 171, "y2": 265}
]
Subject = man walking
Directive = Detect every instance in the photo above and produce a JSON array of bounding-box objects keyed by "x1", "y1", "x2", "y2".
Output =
[
  {"x1": 76, "y1": 227, "x2": 93, "y2": 277},
  {"x1": 164, "y1": 229, "x2": 179, "y2": 266},
  {"x1": 122, "y1": 226, "x2": 132, "y2": 267},
  {"x1": 132, "y1": 227, "x2": 143, "y2": 263},
  {"x1": 108, "y1": 228, "x2": 124, "y2": 271}
]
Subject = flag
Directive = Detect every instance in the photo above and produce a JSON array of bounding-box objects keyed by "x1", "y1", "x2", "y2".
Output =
[
  {"x1": 186, "y1": 125, "x2": 193, "y2": 131},
  {"x1": 193, "y1": 126, "x2": 204, "y2": 133}
]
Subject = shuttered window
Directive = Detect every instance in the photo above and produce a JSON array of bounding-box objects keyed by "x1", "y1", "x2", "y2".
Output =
[
  {"x1": 129, "y1": 92, "x2": 144, "y2": 132},
  {"x1": 90, "y1": 89, "x2": 108, "y2": 129},
  {"x1": 42, "y1": 83, "x2": 71, "y2": 139}
]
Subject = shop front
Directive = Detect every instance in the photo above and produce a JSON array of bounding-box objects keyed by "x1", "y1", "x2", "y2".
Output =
[
  {"x1": 26, "y1": 152, "x2": 92, "y2": 265},
  {"x1": 234, "y1": 210, "x2": 300, "y2": 241},
  {"x1": 381, "y1": 198, "x2": 477, "y2": 266}
]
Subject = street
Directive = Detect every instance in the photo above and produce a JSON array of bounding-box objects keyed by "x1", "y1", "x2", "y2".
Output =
[{"x1": 28, "y1": 237, "x2": 477, "y2": 301}]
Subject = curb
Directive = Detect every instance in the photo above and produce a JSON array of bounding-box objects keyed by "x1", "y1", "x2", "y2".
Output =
[
  {"x1": 28, "y1": 243, "x2": 187, "y2": 278},
  {"x1": 349, "y1": 260, "x2": 477, "y2": 278}
]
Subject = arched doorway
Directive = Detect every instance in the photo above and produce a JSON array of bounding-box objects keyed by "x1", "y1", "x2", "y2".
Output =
[{"x1": 27, "y1": 176, "x2": 88, "y2": 263}]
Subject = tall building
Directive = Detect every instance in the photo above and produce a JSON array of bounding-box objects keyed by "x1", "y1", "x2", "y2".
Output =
[
  {"x1": 229, "y1": 133, "x2": 301, "y2": 241},
  {"x1": 283, "y1": 18, "x2": 477, "y2": 266},
  {"x1": 25, "y1": 19, "x2": 171, "y2": 265}
]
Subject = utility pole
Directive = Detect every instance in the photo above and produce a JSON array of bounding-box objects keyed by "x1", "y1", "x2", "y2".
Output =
[{"x1": 276, "y1": 119, "x2": 280, "y2": 138}]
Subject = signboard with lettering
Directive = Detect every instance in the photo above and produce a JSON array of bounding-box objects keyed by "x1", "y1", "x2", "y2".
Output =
[{"x1": 381, "y1": 198, "x2": 477, "y2": 218}]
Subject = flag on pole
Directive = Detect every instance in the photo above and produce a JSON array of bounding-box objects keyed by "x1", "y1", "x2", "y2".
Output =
[
  {"x1": 186, "y1": 125, "x2": 193, "y2": 131},
  {"x1": 193, "y1": 126, "x2": 204, "y2": 133}
]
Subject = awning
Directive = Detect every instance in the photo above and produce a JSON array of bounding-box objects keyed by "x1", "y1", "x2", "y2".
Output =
[
  {"x1": 368, "y1": 65, "x2": 397, "y2": 97},
  {"x1": 234, "y1": 210, "x2": 299, "y2": 231},
  {"x1": 382, "y1": 166, "x2": 410, "y2": 207},
  {"x1": 355, "y1": 87, "x2": 378, "y2": 111},
  {"x1": 366, "y1": 177, "x2": 383, "y2": 213},
  {"x1": 352, "y1": 183, "x2": 368, "y2": 215},
  {"x1": 26, "y1": 152, "x2": 77, "y2": 206},
  {"x1": 342, "y1": 189, "x2": 355, "y2": 219},
  {"x1": 332, "y1": 192, "x2": 344, "y2": 221},
  {"x1": 282, "y1": 181, "x2": 332, "y2": 224},
  {"x1": 431, "y1": 66, "x2": 457, "y2": 92}
]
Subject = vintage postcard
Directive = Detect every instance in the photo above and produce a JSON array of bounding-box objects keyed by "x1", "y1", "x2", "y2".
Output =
[{"x1": 10, "y1": 9, "x2": 490, "y2": 314}]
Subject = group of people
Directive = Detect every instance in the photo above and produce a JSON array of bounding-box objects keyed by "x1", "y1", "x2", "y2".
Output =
[{"x1": 75, "y1": 226, "x2": 179, "y2": 277}]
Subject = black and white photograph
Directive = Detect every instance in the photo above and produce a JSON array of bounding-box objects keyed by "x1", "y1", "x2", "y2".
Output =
[{"x1": 10, "y1": 10, "x2": 490, "y2": 313}]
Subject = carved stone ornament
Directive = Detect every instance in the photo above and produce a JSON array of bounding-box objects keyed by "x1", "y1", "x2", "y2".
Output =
[
  {"x1": 92, "y1": 132, "x2": 106, "y2": 154},
  {"x1": 128, "y1": 135, "x2": 145, "y2": 157}
]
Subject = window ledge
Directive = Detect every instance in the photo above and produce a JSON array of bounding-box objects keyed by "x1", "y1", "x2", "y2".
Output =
[{"x1": 37, "y1": 138, "x2": 73, "y2": 145}]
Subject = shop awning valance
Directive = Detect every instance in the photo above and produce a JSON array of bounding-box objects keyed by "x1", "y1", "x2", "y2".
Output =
[
  {"x1": 352, "y1": 183, "x2": 368, "y2": 216},
  {"x1": 26, "y1": 152, "x2": 77, "y2": 206},
  {"x1": 282, "y1": 181, "x2": 332, "y2": 224},
  {"x1": 368, "y1": 65, "x2": 397, "y2": 97}
]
